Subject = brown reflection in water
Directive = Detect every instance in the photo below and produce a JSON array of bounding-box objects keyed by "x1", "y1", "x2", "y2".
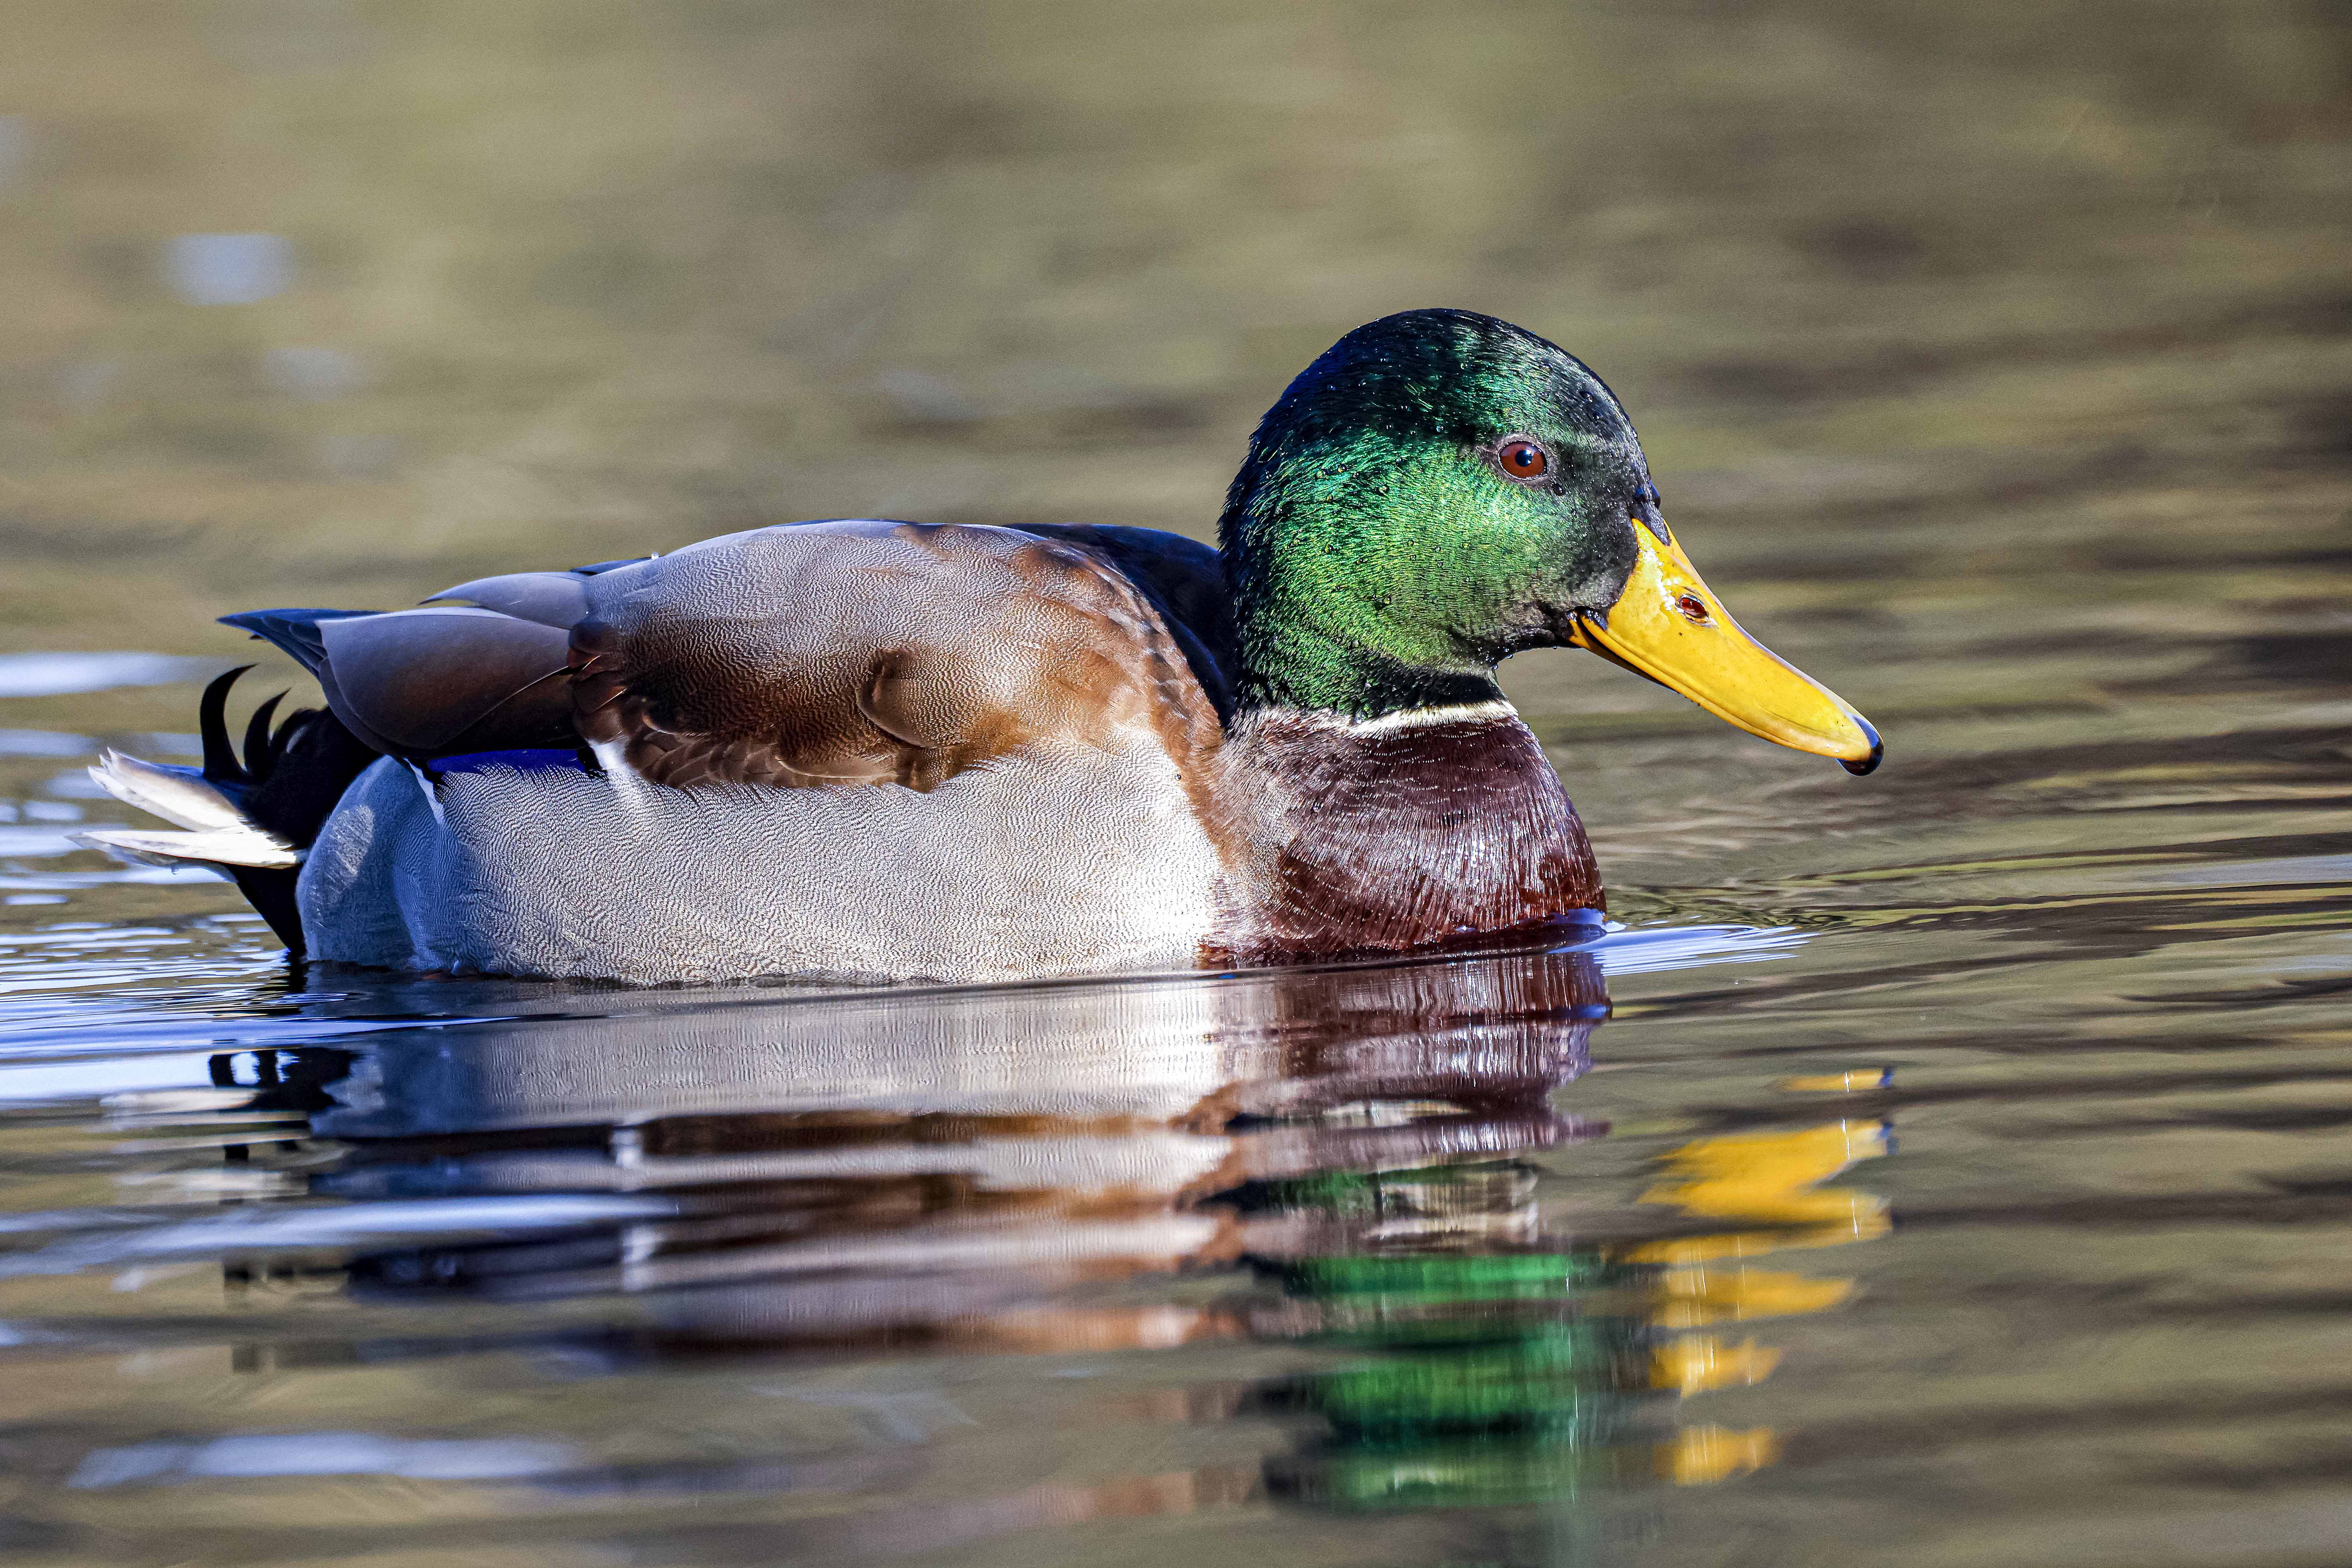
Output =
[
  {"x1": 183, "y1": 944, "x2": 1891, "y2": 1554},
  {"x1": 305, "y1": 943, "x2": 1607, "y2": 1342}
]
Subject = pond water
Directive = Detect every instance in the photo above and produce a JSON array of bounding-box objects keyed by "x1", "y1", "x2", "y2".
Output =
[{"x1": 3, "y1": 3, "x2": 2350, "y2": 1565}]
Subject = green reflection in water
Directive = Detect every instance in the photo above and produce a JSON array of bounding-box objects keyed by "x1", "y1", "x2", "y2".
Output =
[{"x1": 1258, "y1": 1113, "x2": 1889, "y2": 1516}]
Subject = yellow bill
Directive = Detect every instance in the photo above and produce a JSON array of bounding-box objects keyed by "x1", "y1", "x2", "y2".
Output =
[{"x1": 1570, "y1": 523, "x2": 1881, "y2": 774}]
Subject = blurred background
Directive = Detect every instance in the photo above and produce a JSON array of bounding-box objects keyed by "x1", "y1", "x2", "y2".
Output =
[
  {"x1": 3, "y1": 0, "x2": 2345, "y2": 716},
  {"x1": 4, "y1": 8, "x2": 2352, "y2": 1567}
]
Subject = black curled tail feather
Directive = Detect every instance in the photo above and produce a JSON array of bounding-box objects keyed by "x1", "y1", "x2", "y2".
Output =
[
  {"x1": 197, "y1": 666, "x2": 381, "y2": 846},
  {"x1": 199, "y1": 665, "x2": 253, "y2": 783},
  {"x1": 198, "y1": 667, "x2": 382, "y2": 956}
]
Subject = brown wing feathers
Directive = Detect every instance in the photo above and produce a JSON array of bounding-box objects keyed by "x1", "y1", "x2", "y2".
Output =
[
  {"x1": 312, "y1": 609, "x2": 576, "y2": 757},
  {"x1": 220, "y1": 521, "x2": 1225, "y2": 800},
  {"x1": 569, "y1": 520, "x2": 1221, "y2": 792}
]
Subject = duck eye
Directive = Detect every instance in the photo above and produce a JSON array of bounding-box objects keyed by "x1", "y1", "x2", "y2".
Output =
[{"x1": 1495, "y1": 437, "x2": 1550, "y2": 483}]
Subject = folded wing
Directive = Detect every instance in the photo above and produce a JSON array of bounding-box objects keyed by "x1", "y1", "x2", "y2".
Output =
[
  {"x1": 566, "y1": 520, "x2": 1221, "y2": 790},
  {"x1": 216, "y1": 520, "x2": 1227, "y2": 792}
]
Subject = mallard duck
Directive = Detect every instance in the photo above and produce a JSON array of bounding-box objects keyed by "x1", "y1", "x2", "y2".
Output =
[{"x1": 81, "y1": 309, "x2": 1876, "y2": 984}]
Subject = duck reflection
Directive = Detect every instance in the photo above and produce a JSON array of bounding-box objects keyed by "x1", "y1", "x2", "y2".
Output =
[
  {"x1": 291, "y1": 944, "x2": 1602, "y2": 1340},
  {"x1": 202, "y1": 942, "x2": 1890, "y2": 1556},
  {"x1": 1252, "y1": 1114, "x2": 1890, "y2": 1516}
]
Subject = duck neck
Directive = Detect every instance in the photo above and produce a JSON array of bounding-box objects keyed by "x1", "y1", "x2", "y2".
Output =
[
  {"x1": 1218, "y1": 461, "x2": 1505, "y2": 722},
  {"x1": 1227, "y1": 609, "x2": 1506, "y2": 719},
  {"x1": 1211, "y1": 470, "x2": 1603, "y2": 959}
]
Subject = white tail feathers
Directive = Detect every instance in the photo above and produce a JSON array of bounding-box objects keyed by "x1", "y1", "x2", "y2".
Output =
[
  {"x1": 72, "y1": 827, "x2": 301, "y2": 871},
  {"x1": 85, "y1": 752, "x2": 245, "y2": 831},
  {"x1": 73, "y1": 750, "x2": 300, "y2": 872}
]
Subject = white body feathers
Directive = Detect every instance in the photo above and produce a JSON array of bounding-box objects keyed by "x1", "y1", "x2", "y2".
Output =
[{"x1": 293, "y1": 743, "x2": 1224, "y2": 984}]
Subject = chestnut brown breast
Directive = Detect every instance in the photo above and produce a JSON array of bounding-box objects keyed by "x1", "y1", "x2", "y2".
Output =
[{"x1": 1210, "y1": 707, "x2": 1602, "y2": 964}]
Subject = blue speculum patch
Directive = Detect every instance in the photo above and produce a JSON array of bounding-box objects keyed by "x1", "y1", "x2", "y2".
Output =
[{"x1": 429, "y1": 749, "x2": 587, "y2": 777}]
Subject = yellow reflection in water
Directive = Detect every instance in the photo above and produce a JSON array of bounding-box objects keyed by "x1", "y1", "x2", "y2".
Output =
[
  {"x1": 1658, "y1": 1424, "x2": 1783, "y2": 1486},
  {"x1": 1638, "y1": 1119, "x2": 1891, "y2": 1230},
  {"x1": 1622, "y1": 1115, "x2": 1892, "y2": 1484},
  {"x1": 1651, "y1": 1335, "x2": 1780, "y2": 1396}
]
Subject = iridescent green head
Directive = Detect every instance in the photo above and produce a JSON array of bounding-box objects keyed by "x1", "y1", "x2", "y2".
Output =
[
  {"x1": 1219, "y1": 308, "x2": 1881, "y2": 773},
  {"x1": 1219, "y1": 309, "x2": 1656, "y2": 717}
]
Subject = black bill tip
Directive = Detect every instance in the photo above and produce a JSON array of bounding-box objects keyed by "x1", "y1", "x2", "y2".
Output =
[{"x1": 1839, "y1": 720, "x2": 1884, "y2": 777}]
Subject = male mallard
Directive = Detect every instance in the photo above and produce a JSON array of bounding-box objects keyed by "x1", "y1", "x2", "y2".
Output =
[{"x1": 81, "y1": 309, "x2": 1877, "y2": 983}]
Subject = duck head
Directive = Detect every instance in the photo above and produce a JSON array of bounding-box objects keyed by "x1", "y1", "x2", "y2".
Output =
[{"x1": 1219, "y1": 308, "x2": 1880, "y2": 774}]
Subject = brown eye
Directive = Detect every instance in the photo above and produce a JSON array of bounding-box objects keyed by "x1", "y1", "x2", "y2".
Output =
[
  {"x1": 1496, "y1": 437, "x2": 1549, "y2": 482},
  {"x1": 1676, "y1": 593, "x2": 1711, "y2": 623}
]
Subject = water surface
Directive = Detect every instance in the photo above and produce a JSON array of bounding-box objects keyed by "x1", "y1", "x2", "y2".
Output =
[{"x1": 3, "y1": 2, "x2": 2350, "y2": 1564}]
